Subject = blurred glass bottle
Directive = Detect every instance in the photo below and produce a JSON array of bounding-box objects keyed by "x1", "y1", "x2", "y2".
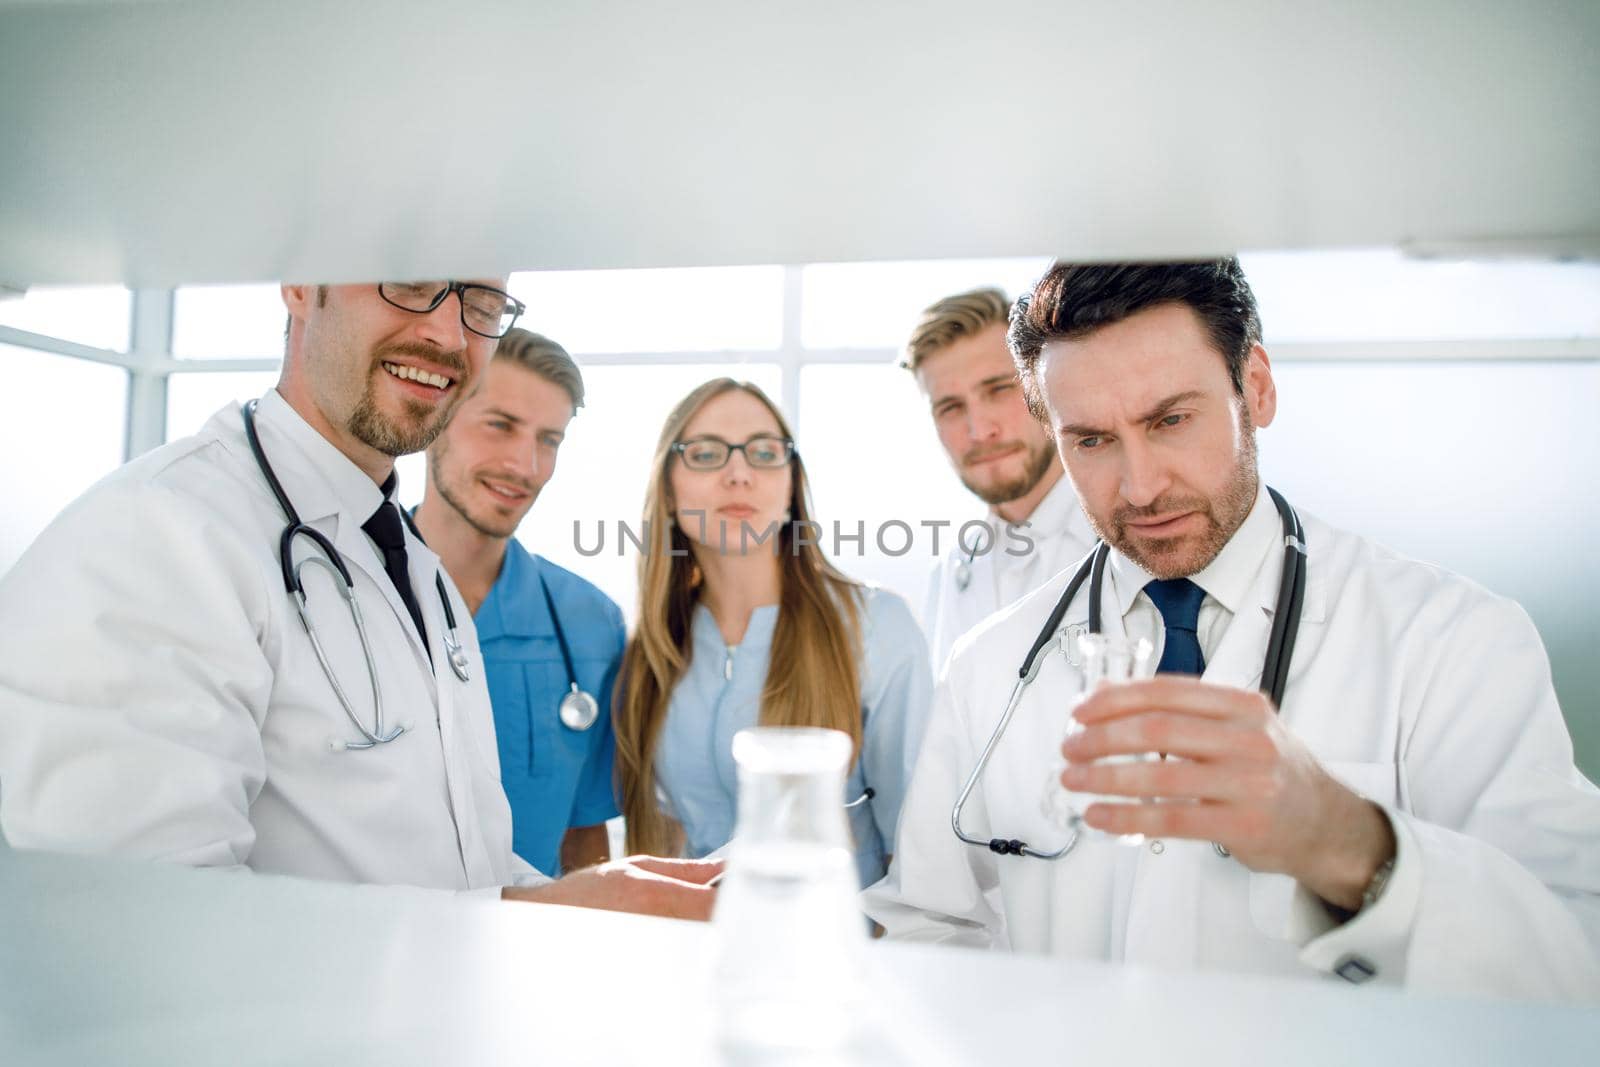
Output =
[{"x1": 712, "y1": 726, "x2": 866, "y2": 1061}]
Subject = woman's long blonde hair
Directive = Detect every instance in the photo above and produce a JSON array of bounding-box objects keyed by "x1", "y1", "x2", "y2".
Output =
[{"x1": 614, "y1": 379, "x2": 864, "y2": 856}]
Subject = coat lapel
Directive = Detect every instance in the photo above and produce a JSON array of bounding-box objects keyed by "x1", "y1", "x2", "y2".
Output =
[
  {"x1": 1201, "y1": 595, "x2": 1273, "y2": 692},
  {"x1": 1201, "y1": 528, "x2": 1328, "y2": 699}
]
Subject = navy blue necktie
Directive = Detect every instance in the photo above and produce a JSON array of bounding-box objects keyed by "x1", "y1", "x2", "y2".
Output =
[{"x1": 1144, "y1": 578, "x2": 1207, "y2": 676}]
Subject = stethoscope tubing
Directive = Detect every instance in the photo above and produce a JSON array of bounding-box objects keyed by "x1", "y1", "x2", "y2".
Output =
[{"x1": 241, "y1": 401, "x2": 470, "y2": 751}]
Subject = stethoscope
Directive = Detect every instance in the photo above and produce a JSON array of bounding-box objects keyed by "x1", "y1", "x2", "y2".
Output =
[
  {"x1": 537, "y1": 568, "x2": 601, "y2": 732},
  {"x1": 951, "y1": 486, "x2": 1306, "y2": 860},
  {"x1": 953, "y1": 518, "x2": 1027, "y2": 592},
  {"x1": 953, "y1": 533, "x2": 981, "y2": 592},
  {"x1": 241, "y1": 401, "x2": 472, "y2": 751}
]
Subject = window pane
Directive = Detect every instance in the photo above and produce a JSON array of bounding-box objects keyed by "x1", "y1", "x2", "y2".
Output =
[
  {"x1": 1241, "y1": 249, "x2": 1600, "y2": 342},
  {"x1": 801, "y1": 251, "x2": 1600, "y2": 353},
  {"x1": 166, "y1": 371, "x2": 281, "y2": 442},
  {"x1": 1262, "y1": 361, "x2": 1600, "y2": 777},
  {"x1": 798, "y1": 364, "x2": 977, "y2": 618},
  {"x1": 800, "y1": 257, "x2": 1051, "y2": 351},
  {"x1": 0, "y1": 345, "x2": 127, "y2": 576},
  {"x1": 508, "y1": 266, "x2": 784, "y2": 353},
  {"x1": 0, "y1": 286, "x2": 131, "y2": 351},
  {"x1": 421, "y1": 363, "x2": 785, "y2": 622},
  {"x1": 172, "y1": 284, "x2": 287, "y2": 359}
]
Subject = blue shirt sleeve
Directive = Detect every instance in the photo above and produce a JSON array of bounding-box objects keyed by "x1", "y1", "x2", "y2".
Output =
[
  {"x1": 857, "y1": 587, "x2": 936, "y2": 857},
  {"x1": 568, "y1": 598, "x2": 624, "y2": 828}
]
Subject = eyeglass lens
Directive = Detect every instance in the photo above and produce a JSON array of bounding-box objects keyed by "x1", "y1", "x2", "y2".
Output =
[
  {"x1": 678, "y1": 437, "x2": 792, "y2": 470},
  {"x1": 380, "y1": 282, "x2": 520, "y2": 338}
]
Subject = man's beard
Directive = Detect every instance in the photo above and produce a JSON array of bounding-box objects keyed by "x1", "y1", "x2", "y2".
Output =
[
  {"x1": 346, "y1": 345, "x2": 468, "y2": 458},
  {"x1": 429, "y1": 444, "x2": 528, "y2": 540},
  {"x1": 1091, "y1": 414, "x2": 1260, "y2": 580},
  {"x1": 961, "y1": 437, "x2": 1058, "y2": 508}
]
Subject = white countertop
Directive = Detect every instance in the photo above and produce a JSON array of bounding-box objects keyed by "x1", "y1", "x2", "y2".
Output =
[{"x1": 2, "y1": 847, "x2": 1595, "y2": 1066}]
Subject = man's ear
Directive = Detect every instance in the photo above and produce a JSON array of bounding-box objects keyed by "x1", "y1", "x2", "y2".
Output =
[
  {"x1": 1243, "y1": 343, "x2": 1277, "y2": 429},
  {"x1": 281, "y1": 284, "x2": 316, "y2": 321}
]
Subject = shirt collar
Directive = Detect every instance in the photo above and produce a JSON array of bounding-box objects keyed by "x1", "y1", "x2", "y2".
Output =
[
  {"x1": 477, "y1": 540, "x2": 556, "y2": 640},
  {"x1": 1105, "y1": 483, "x2": 1279, "y2": 619},
  {"x1": 692, "y1": 601, "x2": 779, "y2": 652},
  {"x1": 251, "y1": 388, "x2": 388, "y2": 528}
]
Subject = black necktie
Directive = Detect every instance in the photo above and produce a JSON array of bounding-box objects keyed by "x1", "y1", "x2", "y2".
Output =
[
  {"x1": 1144, "y1": 577, "x2": 1207, "y2": 676},
  {"x1": 362, "y1": 480, "x2": 430, "y2": 658}
]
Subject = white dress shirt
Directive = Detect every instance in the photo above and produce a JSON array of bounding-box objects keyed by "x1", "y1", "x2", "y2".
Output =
[{"x1": 0, "y1": 390, "x2": 546, "y2": 893}]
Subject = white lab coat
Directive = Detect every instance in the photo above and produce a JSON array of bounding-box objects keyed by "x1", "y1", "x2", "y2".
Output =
[
  {"x1": 922, "y1": 473, "x2": 1096, "y2": 676},
  {"x1": 867, "y1": 488, "x2": 1600, "y2": 1002},
  {"x1": 0, "y1": 391, "x2": 546, "y2": 894}
]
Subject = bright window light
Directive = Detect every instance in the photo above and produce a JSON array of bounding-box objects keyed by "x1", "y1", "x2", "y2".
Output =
[
  {"x1": 0, "y1": 286, "x2": 131, "y2": 351},
  {"x1": 172, "y1": 284, "x2": 287, "y2": 359},
  {"x1": 508, "y1": 266, "x2": 785, "y2": 354},
  {"x1": 166, "y1": 371, "x2": 282, "y2": 442},
  {"x1": 1241, "y1": 249, "x2": 1600, "y2": 342},
  {"x1": 800, "y1": 257, "x2": 1051, "y2": 351},
  {"x1": 0, "y1": 344, "x2": 127, "y2": 575}
]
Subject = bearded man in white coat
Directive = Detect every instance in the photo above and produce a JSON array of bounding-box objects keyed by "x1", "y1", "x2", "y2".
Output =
[
  {"x1": 863, "y1": 259, "x2": 1600, "y2": 1002},
  {"x1": 0, "y1": 280, "x2": 716, "y2": 918},
  {"x1": 906, "y1": 288, "x2": 1096, "y2": 674}
]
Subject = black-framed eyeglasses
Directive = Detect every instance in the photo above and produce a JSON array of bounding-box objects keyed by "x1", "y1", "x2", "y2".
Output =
[
  {"x1": 671, "y1": 435, "x2": 796, "y2": 471},
  {"x1": 377, "y1": 281, "x2": 526, "y2": 339}
]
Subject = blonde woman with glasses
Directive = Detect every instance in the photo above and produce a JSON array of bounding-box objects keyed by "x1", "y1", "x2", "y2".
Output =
[{"x1": 615, "y1": 378, "x2": 933, "y2": 888}]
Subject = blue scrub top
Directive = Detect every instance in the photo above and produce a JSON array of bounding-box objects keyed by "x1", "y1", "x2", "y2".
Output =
[
  {"x1": 476, "y1": 542, "x2": 623, "y2": 877},
  {"x1": 653, "y1": 585, "x2": 934, "y2": 888}
]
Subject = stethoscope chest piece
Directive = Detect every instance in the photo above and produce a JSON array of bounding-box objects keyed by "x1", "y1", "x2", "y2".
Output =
[
  {"x1": 445, "y1": 637, "x2": 471, "y2": 683},
  {"x1": 953, "y1": 558, "x2": 972, "y2": 591},
  {"x1": 538, "y1": 566, "x2": 601, "y2": 732},
  {"x1": 1057, "y1": 623, "x2": 1089, "y2": 669},
  {"x1": 559, "y1": 684, "x2": 600, "y2": 731}
]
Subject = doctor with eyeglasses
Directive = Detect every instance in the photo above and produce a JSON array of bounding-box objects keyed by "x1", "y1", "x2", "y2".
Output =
[
  {"x1": 862, "y1": 259, "x2": 1600, "y2": 1002},
  {"x1": 0, "y1": 280, "x2": 718, "y2": 918}
]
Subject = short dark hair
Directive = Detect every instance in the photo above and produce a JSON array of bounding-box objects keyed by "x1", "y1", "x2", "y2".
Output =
[{"x1": 1007, "y1": 259, "x2": 1262, "y2": 422}]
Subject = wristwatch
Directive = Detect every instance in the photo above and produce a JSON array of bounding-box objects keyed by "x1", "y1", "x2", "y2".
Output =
[{"x1": 1360, "y1": 855, "x2": 1397, "y2": 913}]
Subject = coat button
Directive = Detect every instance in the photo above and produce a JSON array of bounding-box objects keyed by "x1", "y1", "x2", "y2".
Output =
[
  {"x1": 1334, "y1": 955, "x2": 1379, "y2": 983},
  {"x1": 1148, "y1": 839, "x2": 1165, "y2": 855}
]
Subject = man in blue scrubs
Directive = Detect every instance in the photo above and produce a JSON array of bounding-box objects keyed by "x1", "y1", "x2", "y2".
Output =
[{"x1": 414, "y1": 328, "x2": 621, "y2": 876}]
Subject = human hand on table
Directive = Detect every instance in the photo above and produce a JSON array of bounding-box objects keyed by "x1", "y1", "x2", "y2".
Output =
[
  {"x1": 1059, "y1": 676, "x2": 1394, "y2": 911},
  {"x1": 503, "y1": 855, "x2": 723, "y2": 920}
]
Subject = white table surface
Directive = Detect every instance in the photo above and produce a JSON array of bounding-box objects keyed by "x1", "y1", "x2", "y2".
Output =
[{"x1": 2, "y1": 846, "x2": 1596, "y2": 1066}]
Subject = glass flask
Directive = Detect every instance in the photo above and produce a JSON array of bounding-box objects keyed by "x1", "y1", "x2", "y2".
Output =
[
  {"x1": 1040, "y1": 632, "x2": 1156, "y2": 845},
  {"x1": 711, "y1": 726, "x2": 867, "y2": 1061}
]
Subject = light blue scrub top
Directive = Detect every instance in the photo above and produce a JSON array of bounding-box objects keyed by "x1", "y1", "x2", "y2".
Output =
[
  {"x1": 477, "y1": 542, "x2": 623, "y2": 877},
  {"x1": 654, "y1": 586, "x2": 934, "y2": 888}
]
